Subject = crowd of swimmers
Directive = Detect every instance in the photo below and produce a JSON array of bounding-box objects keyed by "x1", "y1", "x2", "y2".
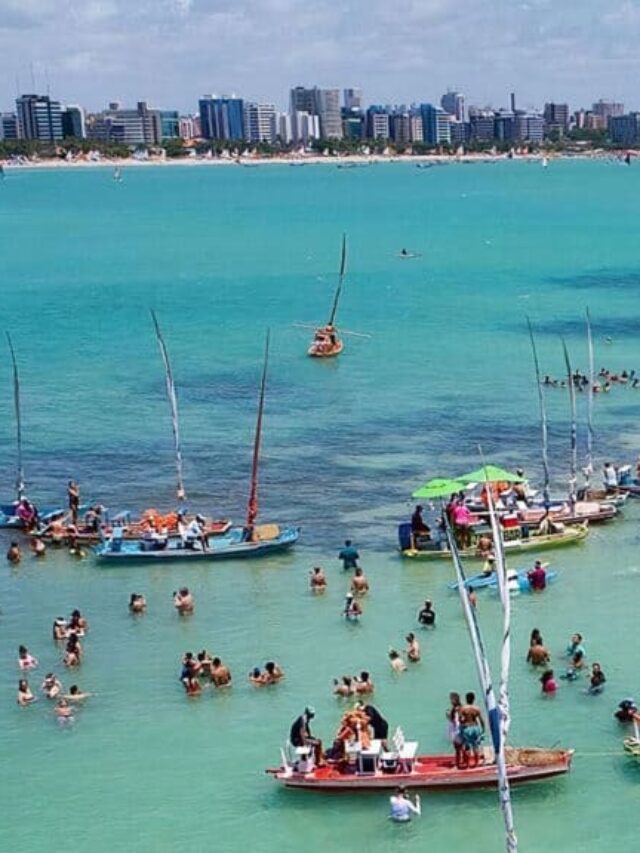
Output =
[
  {"x1": 16, "y1": 608, "x2": 91, "y2": 724},
  {"x1": 542, "y1": 368, "x2": 640, "y2": 392},
  {"x1": 525, "y1": 629, "x2": 607, "y2": 696}
]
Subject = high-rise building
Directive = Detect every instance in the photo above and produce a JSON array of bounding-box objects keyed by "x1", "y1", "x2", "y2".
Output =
[
  {"x1": 244, "y1": 103, "x2": 277, "y2": 143},
  {"x1": 592, "y1": 100, "x2": 624, "y2": 122},
  {"x1": 160, "y1": 110, "x2": 180, "y2": 139},
  {"x1": 609, "y1": 113, "x2": 640, "y2": 145},
  {"x1": 199, "y1": 96, "x2": 245, "y2": 140},
  {"x1": 494, "y1": 110, "x2": 515, "y2": 142},
  {"x1": 277, "y1": 112, "x2": 292, "y2": 144},
  {"x1": 409, "y1": 114, "x2": 424, "y2": 143},
  {"x1": 87, "y1": 101, "x2": 162, "y2": 145},
  {"x1": 291, "y1": 111, "x2": 320, "y2": 145},
  {"x1": 543, "y1": 103, "x2": 569, "y2": 136},
  {"x1": 289, "y1": 87, "x2": 343, "y2": 139},
  {"x1": 178, "y1": 116, "x2": 197, "y2": 139},
  {"x1": 16, "y1": 94, "x2": 63, "y2": 142},
  {"x1": 342, "y1": 109, "x2": 364, "y2": 139},
  {"x1": 420, "y1": 104, "x2": 451, "y2": 145},
  {"x1": 343, "y1": 88, "x2": 362, "y2": 110},
  {"x1": 514, "y1": 111, "x2": 544, "y2": 143},
  {"x1": 469, "y1": 108, "x2": 496, "y2": 142},
  {"x1": 441, "y1": 90, "x2": 465, "y2": 122},
  {"x1": 1, "y1": 113, "x2": 19, "y2": 140},
  {"x1": 449, "y1": 120, "x2": 468, "y2": 145},
  {"x1": 366, "y1": 106, "x2": 390, "y2": 139},
  {"x1": 390, "y1": 112, "x2": 412, "y2": 144},
  {"x1": 61, "y1": 105, "x2": 86, "y2": 139}
]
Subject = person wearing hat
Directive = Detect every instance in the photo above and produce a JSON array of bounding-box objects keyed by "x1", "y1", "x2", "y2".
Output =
[
  {"x1": 343, "y1": 593, "x2": 362, "y2": 621},
  {"x1": 289, "y1": 707, "x2": 324, "y2": 766},
  {"x1": 389, "y1": 786, "x2": 421, "y2": 822}
]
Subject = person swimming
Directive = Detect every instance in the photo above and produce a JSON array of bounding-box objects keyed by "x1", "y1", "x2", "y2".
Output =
[{"x1": 389, "y1": 786, "x2": 421, "y2": 822}]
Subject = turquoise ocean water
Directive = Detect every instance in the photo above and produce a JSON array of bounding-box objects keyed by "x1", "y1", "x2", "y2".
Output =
[{"x1": 1, "y1": 160, "x2": 640, "y2": 851}]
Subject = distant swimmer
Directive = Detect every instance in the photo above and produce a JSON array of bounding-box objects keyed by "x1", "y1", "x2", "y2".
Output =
[
  {"x1": 388, "y1": 649, "x2": 407, "y2": 673},
  {"x1": 350, "y1": 567, "x2": 369, "y2": 596},
  {"x1": 55, "y1": 698, "x2": 75, "y2": 724},
  {"x1": 129, "y1": 593, "x2": 147, "y2": 613},
  {"x1": 338, "y1": 540, "x2": 360, "y2": 571},
  {"x1": 17, "y1": 679, "x2": 36, "y2": 706},
  {"x1": 210, "y1": 657, "x2": 232, "y2": 688},
  {"x1": 18, "y1": 645, "x2": 39, "y2": 671},
  {"x1": 343, "y1": 593, "x2": 363, "y2": 621},
  {"x1": 7, "y1": 541, "x2": 21, "y2": 564},
  {"x1": 417, "y1": 600, "x2": 436, "y2": 627},
  {"x1": 309, "y1": 567, "x2": 327, "y2": 592},
  {"x1": 406, "y1": 633, "x2": 421, "y2": 662},
  {"x1": 41, "y1": 673, "x2": 63, "y2": 699},
  {"x1": 173, "y1": 587, "x2": 194, "y2": 614}
]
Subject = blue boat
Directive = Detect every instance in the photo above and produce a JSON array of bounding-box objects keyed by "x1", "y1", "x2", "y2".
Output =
[
  {"x1": 448, "y1": 569, "x2": 558, "y2": 592},
  {"x1": 95, "y1": 331, "x2": 299, "y2": 565}
]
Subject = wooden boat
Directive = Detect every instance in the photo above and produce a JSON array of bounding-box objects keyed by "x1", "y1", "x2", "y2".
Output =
[
  {"x1": 448, "y1": 568, "x2": 558, "y2": 592},
  {"x1": 266, "y1": 741, "x2": 573, "y2": 792},
  {"x1": 34, "y1": 509, "x2": 231, "y2": 546},
  {"x1": 398, "y1": 521, "x2": 588, "y2": 560},
  {"x1": 95, "y1": 333, "x2": 300, "y2": 564},
  {"x1": 308, "y1": 235, "x2": 346, "y2": 358},
  {"x1": 518, "y1": 500, "x2": 616, "y2": 526}
]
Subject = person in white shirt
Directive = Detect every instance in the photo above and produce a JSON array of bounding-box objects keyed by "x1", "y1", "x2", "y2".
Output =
[{"x1": 389, "y1": 786, "x2": 421, "y2": 822}]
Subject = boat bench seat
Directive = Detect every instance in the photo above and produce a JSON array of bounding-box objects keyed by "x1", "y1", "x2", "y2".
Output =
[
  {"x1": 380, "y1": 728, "x2": 418, "y2": 771},
  {"x1": 255, "y1": 524, "x2": 280, "y2": 541}
]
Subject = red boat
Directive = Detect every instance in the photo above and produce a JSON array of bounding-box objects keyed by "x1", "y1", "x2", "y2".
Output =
[{"x1": 266, "y1": 739, "x2": 574, "y2": 792}]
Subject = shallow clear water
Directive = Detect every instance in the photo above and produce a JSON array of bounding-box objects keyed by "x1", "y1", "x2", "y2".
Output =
[{"x1": 1, "y1": 160, "x2": 640, "y2": 852}]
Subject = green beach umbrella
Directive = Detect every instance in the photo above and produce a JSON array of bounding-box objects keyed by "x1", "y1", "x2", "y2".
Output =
[
  {"x1": 458, "y1": 464, "x2": 525, "y2": 484},
  {"x1": 412, "y1": 478, "x2": 467, "y2": 499}
]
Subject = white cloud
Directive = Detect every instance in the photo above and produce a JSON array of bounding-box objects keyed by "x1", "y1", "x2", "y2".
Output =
[{"x1": 0, "y1": 0, "x2": 638, "y2": 112}]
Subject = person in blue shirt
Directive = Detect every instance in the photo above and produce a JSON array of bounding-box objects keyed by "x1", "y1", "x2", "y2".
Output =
[{"x1": 338, "y1": 540, "x2": 360, "y2": 571}]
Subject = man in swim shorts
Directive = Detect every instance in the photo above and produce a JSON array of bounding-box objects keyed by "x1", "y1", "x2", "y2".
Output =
[{"x1": 458, "y1": 692, "x2": 485, "y2": 768}]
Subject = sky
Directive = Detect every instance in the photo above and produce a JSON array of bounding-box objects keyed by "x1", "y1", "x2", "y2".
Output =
[{"x1": 0, "y1": 0, "x2": 637, "y2": 114}]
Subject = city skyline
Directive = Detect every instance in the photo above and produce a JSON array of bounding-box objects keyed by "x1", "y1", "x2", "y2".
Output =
[{"x1": 0, "y1": 1, "x2": 638, "y2": 113}]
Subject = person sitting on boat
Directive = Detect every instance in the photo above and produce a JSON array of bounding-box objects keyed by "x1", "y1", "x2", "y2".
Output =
[
  {"x1": 614, "y1": 698, "x2": 638, "y2": 723},
  {"x1": 210, "y1": 657, "x2": 232, "y2": 687},
  {"x1": 333, "y1": 676, "x2": 355, "y2": 697},
  {"x1": 538, "y1": 511, "x2": 563, "y2": 535},
  {"x1": 344, "y1": 593, "x2": 362, "y2": 621},
  {"x1": 339, "y1": 540, "x2": 360, "y2": 571},
  {"x1": 410, "y1": 505, "x2": 431, "y2": 543},
  {"x1": 527, "y1": 560, "x2": 547, "y2": 591},
  {"x1": 351, "y1": 567, "x2": 369, "y2": 595},
  {"x1": 417, "y1": 600, "x2": 436, "y2": 627},
  {"x1": 357, "y1": 702, "x2": 389, "y2": 744},
  {"x1": 354, "y1": 672, "x2": 374, "y2": 695},
  {"x1": 587, "y1": 663, "x2": 606, "y2": 695},
  {"x1": 458, "y1": 692, "x2": 485, "y2": 768},
  {"x1": 389, "y1": 786, "x2": 421, "y2": 822},
  {"x1": 310, "y1": 566, "x2": 327, "y2": 592},
  {"x1": 17, "y1": 498, "x2": 38, "y2": 530},
  {"x1": 289, "y1": 707, "x2": 323, "y2": 766},
  {"x1": 185, "y1": 516, "x2": 207, "y2": 551}
]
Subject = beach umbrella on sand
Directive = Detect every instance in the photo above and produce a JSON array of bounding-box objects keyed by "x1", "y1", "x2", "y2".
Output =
[
  {"x1": 412, "y1": 478, "x2": 467, "y2": 499},
  {"x1": 458, "y1": 465, "x2": 525, "y2": 484}
]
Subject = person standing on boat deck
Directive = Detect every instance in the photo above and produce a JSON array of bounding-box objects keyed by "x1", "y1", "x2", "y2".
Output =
[
  {"x1": 338, "y1": 540, "x2": 360, "y2": 571},
  {"x1": 603, "y1": 463, "x2": 618, "y2": 493},
  {"x1": 458, "y1": 692, "x2": 485, "y2": 768},
  {"x1": 358, "y1": 703, "x2": 389, "y2": 742},
  {"x1": 417, "y1": 600, "x2": 436, "y2": 627},
  {"x1": 446, "y1": 692, "x2": 464, "y2": 768},
  {"x1": 389, "y1": 787, "x2": 421, "y2": 822},
  {"x1": 67, "y1": 480, "x2": 80, "y2": 524},
  {"x1": 452, "y1": 501, "x2": 472, "y2": 549}
]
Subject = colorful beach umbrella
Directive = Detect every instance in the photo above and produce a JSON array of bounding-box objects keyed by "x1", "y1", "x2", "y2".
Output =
[
  {"x1": 412, "y1": 477, "x2": 467, "y2": 499},
  {"x1": 458, "y1": 465, "x2": 525, "y2": 484}
]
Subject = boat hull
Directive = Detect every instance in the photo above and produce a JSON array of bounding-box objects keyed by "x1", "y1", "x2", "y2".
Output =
[
  {"x1": 400, "y1": 525, "x2": 588, "y2": 560},
  {"x1": 267, "y1": 748, "x2": 573, "y2": 791},
  {"x1": 94, "y1": 526, "x2": 300, "y2": 563}
]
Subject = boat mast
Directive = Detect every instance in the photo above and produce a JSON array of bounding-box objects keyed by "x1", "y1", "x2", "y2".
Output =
[
  {"x1": 6, "y1": 333, "x2": 25, "y2": 501},
  {"x1": 444, "y1": 504, "x2": 517, "y2": 852},
  {"x1": 562, "y1": 339, "x2": 578, "y2": 511},
  {"x1": 327, "y1": 234, "x2": 347, "y2": 327},
  {"x1": 150, "y1": 310, "x2": 186, "y2": 502},
  {"x1": 585, "y1": 308, "x2": 595, "y2": 490},
  {"x1": 246, "y1": 330, "x2": 270, "y2": 536},
  {"x1": 526, "y1": 318, "x2": 551, "y2": 507}
]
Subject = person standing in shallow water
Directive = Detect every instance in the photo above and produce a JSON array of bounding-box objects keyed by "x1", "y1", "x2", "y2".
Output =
[{"x1": 338, "y1": 540, "x2": 360, "y2": 571}]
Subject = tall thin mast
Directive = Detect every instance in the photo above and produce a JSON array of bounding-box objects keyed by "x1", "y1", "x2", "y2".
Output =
[
  {"x1": 526, "y1": 318, "x2": 551, "y2": 507},
  {"x1": 585, "y1": 308, "x2": 595, "y2": 490},
  {"x1": 150, "y1": 310, "x2": 186, "y2": 502},
  {"x1": 562, "y1": 339, "x2": 578, "y2": 510},
  {"x1": 6, "y1": 333, "x2": 25, "y2": 501},
  {"x1": 246, "y1": 330, "x2": 270, "y2": 534},
  {"x1": 445, "y1": 510, "x2": 517, "y2": 852},
  {"x1": 328, "y1": 234, "x2": 347, "y2": 327}
]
